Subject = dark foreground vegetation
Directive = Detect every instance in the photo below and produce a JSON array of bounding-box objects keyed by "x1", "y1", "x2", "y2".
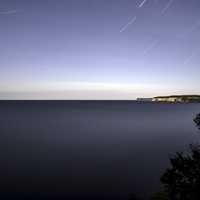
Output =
[
  {"x1": 129, "y1": 113, "x2": 200, "y2": 200},
  {"x1": 148, "y1": 113, "x2": 200, "y2": 200}
]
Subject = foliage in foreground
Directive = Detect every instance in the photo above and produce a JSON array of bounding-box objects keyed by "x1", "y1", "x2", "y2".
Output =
[
  {"x1": 131, "y1": 113, "x2": 200, "y2": 200},
  {"x1": 158, "y1": 113, "x2": 200, "y2": 200},
  {"x1": 161, "y1": 145, "x2": 200, "y2": 200}
]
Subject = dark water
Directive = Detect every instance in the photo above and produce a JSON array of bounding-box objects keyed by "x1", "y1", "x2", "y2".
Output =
[{"x1": 0, "y1": 101, "x2": 200, "y2": 199}]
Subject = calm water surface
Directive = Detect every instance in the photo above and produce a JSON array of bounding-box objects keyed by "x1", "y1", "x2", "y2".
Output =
[{"x1": 0, "y1": 101, "x2": 200, "y2": 199}]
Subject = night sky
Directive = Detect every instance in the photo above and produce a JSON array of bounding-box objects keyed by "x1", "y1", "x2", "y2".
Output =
[{"x1": 0, "y1": 0, "x2": 200, "y2": 99}]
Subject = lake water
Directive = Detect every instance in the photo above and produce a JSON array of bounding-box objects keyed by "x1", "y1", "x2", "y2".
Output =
[{"x1": 0, "y1": 101, "x2": 200, "y2": 199}]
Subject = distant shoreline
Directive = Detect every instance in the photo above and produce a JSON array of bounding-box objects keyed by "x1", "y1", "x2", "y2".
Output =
[{"x1": 137, "y1": 95, "x2": 200, "y2": 103}]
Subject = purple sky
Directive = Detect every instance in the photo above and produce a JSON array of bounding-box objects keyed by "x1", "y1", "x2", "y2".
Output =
[{"x1": 0, "y1": 0, "x2": 200, "y2": 99}]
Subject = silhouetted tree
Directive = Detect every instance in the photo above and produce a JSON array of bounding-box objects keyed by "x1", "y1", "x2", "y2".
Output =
[
  {"x1": 161, "y1": 145, "x2": 200, "y2": 200},
  {"x1": 160, "y1": 113, "x2": 200, "y2": 200}
]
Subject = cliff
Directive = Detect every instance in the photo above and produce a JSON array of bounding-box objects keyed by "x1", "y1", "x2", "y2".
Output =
[{"x1": 152, "y1": 95, "x2": 200, "y2": 103}]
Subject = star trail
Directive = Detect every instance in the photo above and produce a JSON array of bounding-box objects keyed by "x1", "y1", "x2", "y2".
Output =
[{"x1": 0, "y1": 0, "x2": 200, "y2": 99}]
